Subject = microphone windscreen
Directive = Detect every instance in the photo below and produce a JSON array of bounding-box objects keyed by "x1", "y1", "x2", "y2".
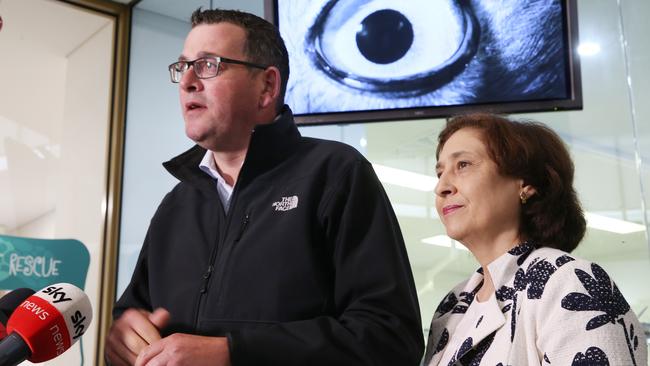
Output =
[
  {"x1": 6, "y1": 283, "x2": 92, "y2": 362},
  {"x1": 0, "y1": 288, "x2": 36, "y2": 325}
]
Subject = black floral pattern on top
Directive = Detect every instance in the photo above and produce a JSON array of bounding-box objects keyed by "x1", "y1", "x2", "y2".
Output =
[
  {"x1": 453, "y1": 282, "x2": 481, "y2": 314},
  {"x1": 496, "y1": 286, "x2": 515, "y2": 313},
  {"x1": 514, "y1": 257, "x2": 556, "y2": 300},
  {"x1": 562, "y1": 263, "x2": 639, "y2": 366},
  {"x1": 496, "y1": 243, "x2": 557, "y2": 341},
  {"x1": 556, "y1": 254, "x2": 575, "y2": 267},
  {"x1": 435, "y1": 292, "x2": 459, "y2": 317},
  {"x1": 435, "y1": 281, "x2": 483, "y2": 317},
  {"x1": 446, "y1": 337, "x2": 474, "y2": 366},
  {"x1": 571, "y1": 346, "x2": 610, "y2": 365},
  {"x1": 458, "y1": 333, "x2": 495, "y2": 366},
  {"x1": 432, "y1": 328, "x2": 449, "y2": 357},
  {"x1": 428, "y1": 245, "x2": 641, "y2": 365},
  {"x1": 507, "y1": 241, "x2": 534, "y2": 266},
  {"x1": 544, "y1": 353, "x2": 551, "y2": 363}
]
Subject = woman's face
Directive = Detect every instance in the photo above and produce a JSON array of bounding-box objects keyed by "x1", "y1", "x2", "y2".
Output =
[{"x1": 435, "y1": 128, "x2": 523, "y2": 247}]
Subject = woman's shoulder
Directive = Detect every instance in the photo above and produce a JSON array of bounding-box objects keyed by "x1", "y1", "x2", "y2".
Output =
[
  {"x1": 522, "y1": 249, "x2": 646, "y2": 365},
  {"x1": 521, "y1": 246, "x2": 597, "y2": 278},
  {"x1": 521, "y1": 246, "x2": 582, "y2": 267},
  {"x1": 519, "y1": 247, "x2": 627, "y2": 307}
]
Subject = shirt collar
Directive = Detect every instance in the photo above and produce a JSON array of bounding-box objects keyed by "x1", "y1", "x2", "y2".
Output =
[{"x1": 198, "y1": 150, "x2": 233, "y2": 189}]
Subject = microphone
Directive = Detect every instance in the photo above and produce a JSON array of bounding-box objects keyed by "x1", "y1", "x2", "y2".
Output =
[
  {"x1": 0, "y1": 288, "x2": 36, "y2": 339},
  {"x1": 0, "y1": 283, "x2": 92, "y2": 365}
]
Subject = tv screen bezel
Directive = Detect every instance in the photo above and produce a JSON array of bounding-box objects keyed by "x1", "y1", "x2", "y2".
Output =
[{"x1": 264, "y1": 0, "x2": 582, "y2": 125}]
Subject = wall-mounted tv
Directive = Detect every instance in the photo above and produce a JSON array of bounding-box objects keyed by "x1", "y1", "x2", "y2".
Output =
[{"x1": 264, "y1": 0, "x2": 582, "y2": 125}]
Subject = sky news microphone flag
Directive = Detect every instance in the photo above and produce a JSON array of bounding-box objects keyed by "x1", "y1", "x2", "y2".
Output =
[{"x1": 0, "y1": 283, "x2": 92, "y2": 365}]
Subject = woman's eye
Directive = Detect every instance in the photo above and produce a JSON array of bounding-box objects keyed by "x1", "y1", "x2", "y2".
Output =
[{"x1": 458, "y1": 161, "x2": 469, "y2": 169}]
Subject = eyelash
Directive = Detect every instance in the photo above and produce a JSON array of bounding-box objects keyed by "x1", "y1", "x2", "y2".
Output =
[{"x1": 436, "y1": 161, "x2": 470, "y2": 178}]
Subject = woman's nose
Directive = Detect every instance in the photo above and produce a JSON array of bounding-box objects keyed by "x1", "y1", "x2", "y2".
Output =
[{"x1": 435, "y1": 173, "x2": 455, "y2": 197}]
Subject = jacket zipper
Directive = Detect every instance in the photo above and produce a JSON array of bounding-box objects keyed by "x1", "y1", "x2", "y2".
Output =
[
  {"x1": 192, "y1": 134, "x2": 255, "y2": 331},
  {"x1": 192, "y1": 203, "x2": 251, "y2": 331},
  {"x1": 200, "y1": 212, "x2": 249, "y2": 295},
  {"x1": 234, "y1": 213, "x2": 250, "y2": 243},
  {"x1": 208, "y1": 211, "x2": 251, "y2": 304}
]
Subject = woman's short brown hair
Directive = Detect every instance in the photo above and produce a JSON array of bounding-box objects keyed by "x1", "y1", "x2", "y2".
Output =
[{"x1": 436, "y1": 113, "x2": 586, "y2": 252}]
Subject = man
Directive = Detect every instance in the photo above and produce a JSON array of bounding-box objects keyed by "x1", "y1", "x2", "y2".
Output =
[{"x1": 106, "y1": 8, "x2": 423, "y2": 366}]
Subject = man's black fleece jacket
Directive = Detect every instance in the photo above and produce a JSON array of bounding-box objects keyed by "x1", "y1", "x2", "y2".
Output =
[{"x1": 114, "y1": 106, "x2": 424, "y2": 365}]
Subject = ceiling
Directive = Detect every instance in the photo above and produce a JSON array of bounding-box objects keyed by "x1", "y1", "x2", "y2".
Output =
[{"x1": 115, "y1": 0, "x2": 264, "y2": 22}]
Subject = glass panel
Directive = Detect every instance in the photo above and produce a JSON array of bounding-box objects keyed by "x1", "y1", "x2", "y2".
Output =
[
  {"x1": 0, "y1": 0, "x2": 115, "y2": 364},
  {"x1": 117, "y1": 0, "x2": 268, "y2": 296},
  {"x1": 118, "y1": 0, "x2": 650, "y2": 363}
]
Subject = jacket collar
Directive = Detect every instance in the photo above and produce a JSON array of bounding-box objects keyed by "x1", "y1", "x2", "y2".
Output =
[
  {"x1": 163, "y1": 105, "x2": 301, "y2": 195},
  {"x1": 487, "y1": 241, "x2": 535, "y2": 293},
  {"x1": 426, "y1": 242, "x2": 535, "y2": 364}
]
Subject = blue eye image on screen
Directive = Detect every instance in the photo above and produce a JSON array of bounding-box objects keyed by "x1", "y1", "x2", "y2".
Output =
[
  {"x1": 305, "y1": 1, "x2": 479, "y2": 96},
  {"x1": 269, "y1": 0, "x2": 581, "y2": 123}
]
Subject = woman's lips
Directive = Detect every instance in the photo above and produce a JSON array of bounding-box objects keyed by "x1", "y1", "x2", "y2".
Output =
[{"x1": 442, "y1": 205, "x2": 463, "y2": 216}]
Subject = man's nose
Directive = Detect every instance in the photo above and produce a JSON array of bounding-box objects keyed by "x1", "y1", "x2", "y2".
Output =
[{"x1": 180, "y1": 67, "x2": 201, "y2": 92}]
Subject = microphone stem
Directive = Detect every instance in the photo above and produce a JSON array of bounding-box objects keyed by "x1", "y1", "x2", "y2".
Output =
[{"x1": 0, "y1": 332, "x2": 31, "y2": 366}]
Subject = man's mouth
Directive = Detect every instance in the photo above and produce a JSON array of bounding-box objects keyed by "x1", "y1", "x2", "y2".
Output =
[{"x1": 185, "y1": 102, "x2": 206, "y2": 111}]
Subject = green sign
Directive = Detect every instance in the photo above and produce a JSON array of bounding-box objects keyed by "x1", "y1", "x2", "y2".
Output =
[{"x1": 0, "y1": 234, "x2": 90, "y2": 290}]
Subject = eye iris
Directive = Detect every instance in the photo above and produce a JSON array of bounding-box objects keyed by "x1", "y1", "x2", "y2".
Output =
[{"x1": 355, "y1": 9, "x2": 414, "y2": 65}]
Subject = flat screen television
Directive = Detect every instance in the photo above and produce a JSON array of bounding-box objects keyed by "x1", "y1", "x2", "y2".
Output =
[{"x1": 264, "y1": 0, "x2": 582, "y2": 125}]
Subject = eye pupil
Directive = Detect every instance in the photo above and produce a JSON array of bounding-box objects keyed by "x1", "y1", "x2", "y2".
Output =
[{"x1": 355, "y1": 9, "x2": 414, "y2": 64}]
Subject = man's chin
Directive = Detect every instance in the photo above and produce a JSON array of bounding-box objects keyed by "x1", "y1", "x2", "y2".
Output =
[{"x1": 185, "y1": 128, "x2": 210, "y2": 146}]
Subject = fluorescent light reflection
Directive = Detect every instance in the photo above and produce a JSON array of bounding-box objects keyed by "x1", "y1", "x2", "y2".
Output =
[
  {"x1": 420, "y1": 214, "x2": 645, "y2": 249},
  {"x1": 392, "y1": 203, "x2": 429, "y2": 218},
  {"x1": 372, "y1": 164, "x2": 645, "y2": 235},
  {"x1": 372, "y1": 164, "x2": 437, "y2": 192},
  {"x1": 578, "y1": 42, "x2": 601, "y2": 56},
  {"x1": 585, "y1": 212, "x2": 645, "y2": 234},
  {"x1": 421, "y1": 235, "x2": 468, "y2": 251},
  {"x1": 359, "y1": 138, "x2": 367, "y2": 148}
]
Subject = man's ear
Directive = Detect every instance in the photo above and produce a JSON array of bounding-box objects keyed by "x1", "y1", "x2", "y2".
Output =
[{"x1": 258, "y1": 66, "x2": 281, "y2": 109}]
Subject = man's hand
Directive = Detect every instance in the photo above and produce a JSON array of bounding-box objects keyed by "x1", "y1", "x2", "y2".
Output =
[
  {"x1": 105, "y1": 308, "x2": 170, "y2": 366},
  {"x1": 134, "y1": 334, "x2": 231, "y2": 366}
]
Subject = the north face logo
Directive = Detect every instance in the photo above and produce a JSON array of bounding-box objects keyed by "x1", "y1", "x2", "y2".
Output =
[{"x1": 272, "y1": 196, "x2": 299, "y2": 211}]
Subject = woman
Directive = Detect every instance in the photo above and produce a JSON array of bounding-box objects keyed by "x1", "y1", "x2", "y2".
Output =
[{"x1": 425, "y1": 114, "x2": 647, "y2": 365}]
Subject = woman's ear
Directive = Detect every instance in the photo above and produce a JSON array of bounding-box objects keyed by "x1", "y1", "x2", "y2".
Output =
[
  {"x1": 258, "y1": 66, "x2": 281, "y2": 109},
  {"x1": 521, "y1": 182, "x2": 537, "y2": 198}
]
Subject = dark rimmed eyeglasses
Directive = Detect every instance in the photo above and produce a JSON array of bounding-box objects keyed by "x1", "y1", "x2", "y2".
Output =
[{"x1": 168, "y1": 56, "x2": 268, "y2": 83}]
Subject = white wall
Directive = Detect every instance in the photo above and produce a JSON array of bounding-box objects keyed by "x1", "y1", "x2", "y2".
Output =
[{"x1": 117, "y1": 8, "x2": 193, "y2": 295}]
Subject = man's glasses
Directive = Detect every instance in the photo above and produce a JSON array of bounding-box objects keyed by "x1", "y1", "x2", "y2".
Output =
[{"x1": 168, "y1": 56, "x2": 268, "y2": 83}]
